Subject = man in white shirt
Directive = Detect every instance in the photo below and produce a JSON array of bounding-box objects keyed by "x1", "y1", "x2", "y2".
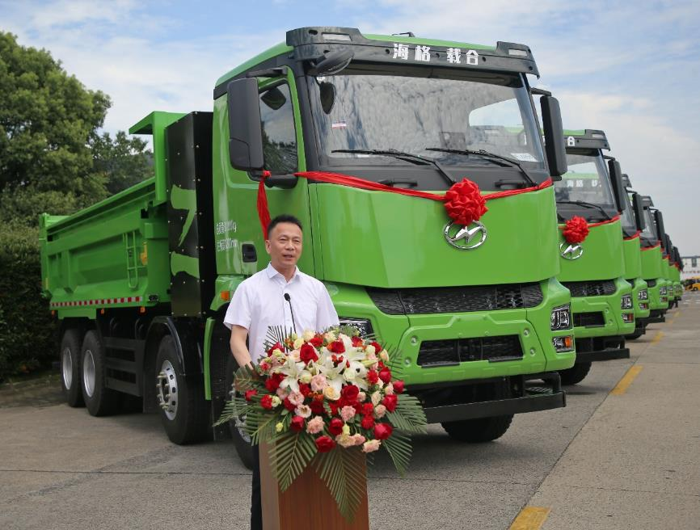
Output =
[{"x1": 224, "y1": 214, "x2": 339, "y2": 530}]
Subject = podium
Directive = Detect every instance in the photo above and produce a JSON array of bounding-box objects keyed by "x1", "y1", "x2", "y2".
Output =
[{"x1": 259, "y1": 443, "x2": 370, "y2": 530}]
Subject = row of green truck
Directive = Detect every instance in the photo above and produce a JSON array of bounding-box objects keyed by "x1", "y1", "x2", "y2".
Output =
[{"x1": 39, "y1": 27, "x2": 684, "y2": 465}]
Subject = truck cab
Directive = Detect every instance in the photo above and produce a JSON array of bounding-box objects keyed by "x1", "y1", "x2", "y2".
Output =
[
  {"x1": 639, "y1": 196, "x2": 670, "y2": 323},
  {"x1": 553, "y1": 129, "x2": 634, "y2": 385}
]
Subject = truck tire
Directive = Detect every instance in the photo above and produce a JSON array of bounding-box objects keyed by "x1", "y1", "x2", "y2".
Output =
[
  {"x1": 442, "y1": 415, "x2": 513, "y2": 443},
  {"x1": 226, "y1": 355, "x2": 254, "y2": 470},
  {"x1": 60, "y1": 329, "x2": 84, "y2": 408},
  {"x1": 155, "y1": 335, "x2": 209, "y2": 445},
  {"x1": 558, "y1": 362, "x2": 592, "y2": 386},
  {"x1": 81, "y1": 330, "x2": 120, "y2": 416}
]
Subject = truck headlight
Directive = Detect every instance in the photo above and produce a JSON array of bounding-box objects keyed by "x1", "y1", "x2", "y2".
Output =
[
  {"x1": 552, "y1": 335, "x2": 575, "y2": 352},
  {"x1": 659, "y1": 286, "x2": 667, "y2": 295},
  {"x1": 621, "y1": 294, "x2": 633, "y2": 310},
  {"x1": 338, "y1": 317, "x2": 374, "y2": 337},
  {"x1": 638, "y1": 289, "x2": 648, "y2": 301},
  {"x1": 550, "y1": 305, "x2": 572, "y2": 331}
]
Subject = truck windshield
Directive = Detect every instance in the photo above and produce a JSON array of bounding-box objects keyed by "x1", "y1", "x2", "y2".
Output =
[
  {"x1": 554, "y1": 152, "x2": 617, "y2": 211},
  {"x1": 641, "y1": 208, "x2": 658, "y2": 241},
  {"x1": 620, "y1": 192, "x2": 637, "y2": 235},
  {"x1": 307, "y1": 70, "x2": 545, "y2": 171}
]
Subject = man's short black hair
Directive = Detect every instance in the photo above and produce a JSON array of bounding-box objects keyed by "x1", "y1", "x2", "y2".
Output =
[{"x1": 267, "y1": 214, "x2": 303, "y2": 238}]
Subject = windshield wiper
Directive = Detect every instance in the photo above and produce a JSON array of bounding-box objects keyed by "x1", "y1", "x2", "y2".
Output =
[
  {"x1": 425, "y1": 147, "x2": 536, "y2": 187},
  {"x1": 556, "y1": 200, "x2": 613, "y2": 220},
  {"x1": 332, "y1": 149, "x2": 456, "y2": 185}
]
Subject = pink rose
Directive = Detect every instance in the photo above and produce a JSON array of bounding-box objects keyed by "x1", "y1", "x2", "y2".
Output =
[
  {"x1": 374, "y1": 404, "x2": 387, "y2": 418},
  {"x1": 310, "y1": 374, "x2": 327, "y2": 392},
  {"x1": 288, "y1": 391, "x2": 304, "y2": 406},
  {"x1": 340, "y1": 406, "x2": 356, "y2": 423},
  {"x1": 352, "y1": 434, "x2": 366, "y2": 446},
  {"x1": 362, "y1": 440, "x2": 381, "y2": 453},
  {"x1": 357, "y1": 392, "x2": 367, "y2": 402},
  {"x1": 306, "y1": 416, "x2": 324, "y2": 434}
]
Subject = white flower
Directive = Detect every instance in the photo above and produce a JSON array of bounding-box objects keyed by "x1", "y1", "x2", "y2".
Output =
[
  {"x1": 295, "y1": 404, "x2": 312, "y2": 418},
  {"x1": 371, "y1": 391, "x2": 382, "y2": 406},
  {"x1": 365, "y1": 345, "x2": 376, "y2": 356},
  {"x1": 384, "y1": 383, "x2": 394, "y2": 395},
  {"x1": 323, "y1": 386, "x2": 340, "y2": 401},
  {"x1": 379, "y1": 350, "x2": 390, "y2": 362},
  {"x1": 271, "y1": 396, "x2": 281, "y2": 408},
  {"x1": 324, "y1": 331, "x2": 337, "y2": 343},
  {"x1": 293, "y1": 337, "x2": 304, "y2": 350},
  {"x1": 336, "y1": 433, "x2": 356, "y2": 448},
  {"x1": 278, "y1": 357, "x2": 307, "y2": 394},
  {"x1": 342, "y1": 424, "x2": 350, "y2": 436},
  {"x1": 362, "y1": 440, "x2": 381, "y2": 453},
  {"x1": 302, "y1": 330, "x2": 315, "y2": 341},
  {"x1": 344, "y1": 369, "x2": 356, "y2": 382},
  {"x1": 374, "y1": 404, "x2": 387, "y2": 418},
  {"x1": 276, "y1": 422, "x2": 284, "y2": 433},
  {"x1": 300, "y1": 372, "x2": 312, "y2": 384}
]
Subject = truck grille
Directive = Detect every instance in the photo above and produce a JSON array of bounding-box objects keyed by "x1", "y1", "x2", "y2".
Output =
[
  {"x1": 562, "y1": 280, "x2": 616, "y2": 297},
  {"x1": 417, "y1": 336, "x2": 524, "y2": 367},
  {"x1": 573, "y1": 312, "x2": 605, "y2": 327},
  {"x1": 367, "y1": 283, "x2": 542, "y2": 315}
]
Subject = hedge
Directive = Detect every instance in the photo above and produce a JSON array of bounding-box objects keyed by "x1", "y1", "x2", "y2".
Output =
[{"x1": 0, "y1": 224, "x2": 57, "y2": 381}]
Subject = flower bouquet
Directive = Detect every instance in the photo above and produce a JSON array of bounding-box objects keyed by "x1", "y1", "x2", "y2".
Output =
[{"x1": 217, "y1": 326, "x2": 427, "y2": 521}]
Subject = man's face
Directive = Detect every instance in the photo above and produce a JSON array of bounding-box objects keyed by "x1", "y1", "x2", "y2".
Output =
[{"x1": 265, "y1": 222, "x2": 303, "y2": 269}]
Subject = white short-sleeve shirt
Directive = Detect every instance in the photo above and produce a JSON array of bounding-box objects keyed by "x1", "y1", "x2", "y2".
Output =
[{"x1": 224, "y1": 263, "x2": 339, "y2": 363}]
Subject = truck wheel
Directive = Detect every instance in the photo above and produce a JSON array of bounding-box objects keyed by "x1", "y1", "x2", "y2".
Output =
[
  {"x1": 155, "y1": 335, "x2": 209, "y2": 445},
  {"x1": 442, "y1": 415, "x2": 513, "y2": 443},
  {"x1": 60, "y1": 329, "x2": 84, "y2": 408},
  {"x1": 558, "y1": 362, "x2": 592, "y2": 386},
  {"x1": 226, "y1": 355, "x2": 254, "y2": 470},
  {"x1": 81, "y1": 330, "x2": 120, "y2": 416}
]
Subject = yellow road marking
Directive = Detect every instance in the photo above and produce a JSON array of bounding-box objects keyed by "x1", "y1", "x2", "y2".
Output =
[
  {"x1": 611, "y1": 365, "x2": 643, "y2": 396},
  {"x1": 510, "y1": 507, "x2": 551, "y2": 530},
  {"x1": 651, "y1": 331, "x2": 664, "y2": 344}
]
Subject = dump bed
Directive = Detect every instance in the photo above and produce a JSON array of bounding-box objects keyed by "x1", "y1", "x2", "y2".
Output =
[{"x1": 40, "y1": 111, "x2": 214, "y2": 319}]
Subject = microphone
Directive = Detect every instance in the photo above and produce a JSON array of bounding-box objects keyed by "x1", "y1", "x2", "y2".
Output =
[{"x1": 283, "y1": 293, "x2": 298, "y2": 334}]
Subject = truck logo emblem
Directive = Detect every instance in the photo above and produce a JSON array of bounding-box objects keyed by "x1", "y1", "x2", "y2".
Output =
[
  {"x1": 444, "y1": 221, "x2": 487, "y2": 250},
  {"x1": 560, "y1": 242, "x2": 584, "y2": 260}
]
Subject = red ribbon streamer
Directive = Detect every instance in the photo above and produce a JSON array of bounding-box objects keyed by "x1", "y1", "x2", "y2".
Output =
[{"x1": 257, "y1": 170, "x2": 553, "y2": 238}]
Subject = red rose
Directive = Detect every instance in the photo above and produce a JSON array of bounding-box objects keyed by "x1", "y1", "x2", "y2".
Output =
[
  {"x1": 328, "y1": 418, "x2": 344, "y2": 436},
  {"x1": 361, "y1": 415, "x2": 375, "y2": 430},
  {"x1": 310, "y1": 335, "x2": 323, "y2": 348},
  {"x1": 444, "y1": 178, "x2": 488, "y2": 226},
  {"x1": 260, "y1": 395, "x2": 274, "y2": 410},
  {"x1": 244, "y1": 390, "x2": 258, "y2": 401},
  {"x1": 393, "y1": 380, "x2": 405, "y2": 394},
  {"x1": 351, "y1": 336, "x2": 364, "y2": 347},
  {"x1": 341, "y1": 385, "x2": 359, "y2": 402},
  {"x1": 329, "y1": 401, "x2": 340, "y2": 417},
  {"x1": 367, "y1": 370, "x2": 379, "y2": 385},
  {"x1": 299, "y1": 383, "x2": 311, "y2": 397},
  {"x1": 315, "y1": 435, "x2": 336, "y2": 453},
  {"x1": 283, "y1": 397, "x2": 296, "y2": 411},
  {"x1": 327, "y1": 339, "x2": 346, "y2": 354},
  {"x1": 290, "y1": 416, "x2": 305, "y2": 432},
  {"x1": 373, "y1": 423, "x2": 393, "y2": 440},
  {"x1": 378, "y1": 367, "x2": 392, "y2": 384},
  {"x1": 310, "y1": 399, "x2": 325, "y2": 415},
  {"x1": 562, "y1": 216, "x2": 590, "y2": 244},
  {"x1": 300, "y1": 343, "x2": 319, "y2": 364},
  {"x1": 370, "y1": 341, "x2": 383, "y2": 354},
  {"x1": 265, "y1": 373, "x2": 284, "y2": 392},
  {"x1": 361, "y1": 403, "x2": 374, "y2": 416},
  {"x1": 267, "y1": 342, "x2": 284, "y2": 356},
  {"x1": 382, "y1": 394, "x2": 398, "y2": 412}
]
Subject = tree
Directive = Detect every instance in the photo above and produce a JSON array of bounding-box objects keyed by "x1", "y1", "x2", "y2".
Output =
[
  {"x1": 0, "y1": 31, "x2": 110, "y2": 201},
  {"x1": 92, "y1": 131, "x2": 153, "y2": 195}
]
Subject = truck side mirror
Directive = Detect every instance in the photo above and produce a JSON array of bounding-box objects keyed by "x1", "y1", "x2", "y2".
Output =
[
  {"x1": 607, "y1": 159, "x2": 626, "y2": 212},
  {"x1": 539, "y1": 96, "x2": 567, "y2": 178},
  {"x1": 632, "y1": 193, "x2": 645, "y2": 231},
  {"x1": 654, "y1": 210, "x2": 666, "y2": 244},
  {"x1": 227, "y1": 78, "x2": 265, "y2": 171}
]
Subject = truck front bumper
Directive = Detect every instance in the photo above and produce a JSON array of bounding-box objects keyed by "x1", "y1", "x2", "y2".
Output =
[
  {"x1": 573, "y1": 336, "x2": 630, "y2": 364},
  {"x1": 411, "y1": 372, "x2": 566, "y2": 424},
  {"x1": 646, "y1": 310, "x2": 666, "y2": 324}
]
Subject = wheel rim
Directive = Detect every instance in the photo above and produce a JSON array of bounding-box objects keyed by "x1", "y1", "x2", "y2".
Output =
[
  {"x1": 83, "y1": 349, "x2": 96, "y2": 398},
  {"x1": 234, "y1": 414, "x2": 251, "y2": 443},
  {"x1": 61, "y1": 347, "x2": 73, "y2": 390},
  {"x1": 157, "y1": 360, "x2": 178, "y2": 421}
]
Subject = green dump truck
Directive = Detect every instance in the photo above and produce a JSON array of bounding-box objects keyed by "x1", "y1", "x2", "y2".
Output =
[
  {"x1": 638, "y1": 196, "x2": 670, "y2": 324},
  {"x1": 40, "y1": 27, "x2": 575, "y2": 463},
  {"x1": 616, "y1": 175, "x2": 650, "y2": 340},
  {"x1": 553, "y1": 130, "x2": 634, "y2": 385}
]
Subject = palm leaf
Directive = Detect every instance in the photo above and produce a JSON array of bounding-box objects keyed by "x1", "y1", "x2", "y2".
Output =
[
  {"x1": 214, "y1": 396, "x2": 248, "y2": 427},
  {"x1": 246, "y1": 409, "x2": 280, "y2": 445},
  {"x1": 313, "y1": 448, "x2": 367, "y2": 522},
  {"x1": 382, "y1": 430, "x2": 413, "y2": 475},
  {"x1": 264, "y1": 325, "x2": 292, "y2": 351},
  {"x1": 269, "y1": 432, "x2": 318, "y2": 491},
  {"x1": 386, "y1": 395, "x2": 428, "y2": 434}
]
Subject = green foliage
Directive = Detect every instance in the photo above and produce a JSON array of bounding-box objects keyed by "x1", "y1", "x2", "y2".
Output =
[
  {"x1": 0, "y1": 223, "x2": 57, "y2": 380},
  {"x1": 313, "y1": 447, "x2": 367, "y2": 522},
  {"x1": 92, "y1": 131, "x2": 152, "y2": 195},
  {"x1": 271, "y1": 430, "x2": 318, "y2": 491},
  {"x1": 0, "y1": 32, "x2": 110, "y2": 198}
]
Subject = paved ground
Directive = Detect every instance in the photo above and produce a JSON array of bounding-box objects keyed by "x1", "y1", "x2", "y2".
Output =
[{"x1": 1, "y1": 294, "x2": 698, "y2": 530}]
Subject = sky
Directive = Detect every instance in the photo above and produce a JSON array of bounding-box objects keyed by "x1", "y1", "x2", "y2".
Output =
[{"x1": 2, "y1": 0, "x2": 699, "y2": 255}]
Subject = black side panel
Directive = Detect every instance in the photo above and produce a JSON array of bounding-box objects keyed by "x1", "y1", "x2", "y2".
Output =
[{"x1": 166, "y1": 112, "x2": 214, "y2": 317}]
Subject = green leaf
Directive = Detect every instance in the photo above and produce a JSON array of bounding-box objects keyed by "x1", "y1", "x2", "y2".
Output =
[
  {"x1": 313, "y1": 448, "x2": 367, "y2": 522},
  {"x1": 386, "y1": 394, "x2": 428, "y2": 434},
  {"x1": 382, "y1": 430, "x2": 413, "y2": 475},
  {"x1": 269, "y1": 432, "x2": 318, "y2": 491},
  {"x1": 213, "y1": 396, "x2": 248, "y2": 427}
]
